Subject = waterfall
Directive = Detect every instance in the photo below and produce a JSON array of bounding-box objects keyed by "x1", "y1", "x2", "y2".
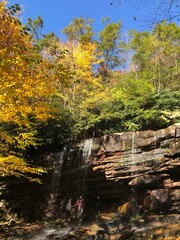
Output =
[
  {"x1": 154, "y1": 135, "x2": 157, "y2": 148},
  {"x1": 131, "y1": 132, "x2": 138, "y2": 180},
  {"x1": 51, "y1": 151, "x2": 65, "y2": 193},
  {"x1": 45, "y1": 150, "x2": 65, "y2": 222},
  {"x1": 131, "y1": 132, "x2": 136, "y2": 165},
  {"x1": 81, "y1": 138, "x2": 93, "y2": 194},
  {"x1": 130, "y1": 132, "x2": 139, "y2": 201},
  {"x1": 82, "y1": 138, "x2": 93, "y2": 163}
]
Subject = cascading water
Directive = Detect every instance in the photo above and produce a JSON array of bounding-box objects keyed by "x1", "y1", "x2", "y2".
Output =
[
  {"x1": 81, "y1": 138, "x2": 93, "y2": 194},
  {"x1": 25, "y1": 147, "x2": 85, "y2": 240},
  {"x1": 82, "y1": 138, "x2": 93, "y2": 164},
  {"x1": 51, "y1": 151, "x2": 65, "y2": 193},
  {"x1": 131, "y1": 132, "x2": 136, "y2": 166},
  {"x1": 44, "y1": 150, "x2": 65, "y2": 222},
  {"x1": 30, "y1": 141, "x2": 94, "y2": 239},
  {"x1": 131, "y1": 131, "x2": 138, "y2": 201}
]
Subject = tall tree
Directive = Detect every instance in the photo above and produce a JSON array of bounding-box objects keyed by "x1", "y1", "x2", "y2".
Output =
[
  {"x1": 0, "y1": 2, "x2": 62, "y2": 181},
  {"x1": 62, "y1": 17, "x2": 94, "y2": 43},
  {"x1": 97, "y1": 18, "x2": 125, "y2": 82}
]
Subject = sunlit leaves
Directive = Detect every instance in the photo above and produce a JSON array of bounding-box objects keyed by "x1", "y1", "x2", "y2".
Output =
[
  {"x1": 0, "y1": 155, "x2": 45, "y2": 183},
  {"x1": 130, "y1": 22, "x2": 180, "y2": 91},
  {"x1": 62, "y1": 17, "x2": 94, "y2": 43},
  {"x1": 0, "y1": 2, "x2": 57, "y2": 181}
]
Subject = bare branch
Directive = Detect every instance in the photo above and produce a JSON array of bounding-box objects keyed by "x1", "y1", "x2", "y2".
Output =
[{"x1": 110, "y1": 0, "x2": 180, "y2": 25}]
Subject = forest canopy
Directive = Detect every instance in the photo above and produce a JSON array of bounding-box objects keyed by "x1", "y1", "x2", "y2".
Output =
[{"x1": 0, "y1": 1, "x2": 179, "y2": 181}]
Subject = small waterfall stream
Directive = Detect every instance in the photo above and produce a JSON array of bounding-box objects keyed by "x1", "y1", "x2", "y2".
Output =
[
  {"x1": 51, "y1": 151, "x2": 65, "y2": 193},
  {"x1": 131, "y1": 132, "x2": 136, "y2": 166},
  {"x1": 82, "y1": 138, "x2": 93, "y2": 164},
  {"x1": 27, "y1": 141, "x2": 94, "y2": 240},
  {"x1": 130, "y1": 132, "x2": 138, "y2": 200},
  {"x1": 82, "y1": 138, "x2": 93, "y2": 193},
  {"x1": 44, "y1": 150, "x2": 65, "y2": 222}
]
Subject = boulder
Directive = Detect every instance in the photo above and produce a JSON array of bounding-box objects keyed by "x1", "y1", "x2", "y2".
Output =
[
  {"x1": 118, "y1": 200, "x2": 138, "y2": 216},
  {"x1": 143, "y1": 189, "x2": 170, "y2": 212}
]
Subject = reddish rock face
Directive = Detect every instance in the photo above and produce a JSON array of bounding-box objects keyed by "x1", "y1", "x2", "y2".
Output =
[
  {"x1": 17, "y1": 123, "x2": 178, "y2": 220},
  {"x1": 37, "y1": 123, "x2": 179, "y2": 217},
  {"x1": 91, "y1": 123, "x2": 180, "y2": 213},
  {"x1": 3, "y1": 123, "x2": 180, "y2": 238}
]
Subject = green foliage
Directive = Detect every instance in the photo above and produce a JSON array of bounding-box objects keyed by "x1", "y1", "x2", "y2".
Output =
[
  {"x1": 26, "y1": 16, "x2": 44, "y2": 41},
  {"x1": 62, "y1": 17, "x2": 94, "y2": 43},
  {"x1": 32, "y1": 109, "x2": 74, "y2": 154},
  {"x1": 94, "y1": 89, "x2": 179, "y2": 133},
  {"x1": 35, "y1": 32, "x2": 59, "y2": 52},
  {"x1": 8, "y1": 3, "x2": 21, "y2": 15},
  {"x1": 130, "y1": 22, "x2": 180, "y2": 92},
  {"x1": 98, "y1": 19, "x2": 125, "y2": 81}
]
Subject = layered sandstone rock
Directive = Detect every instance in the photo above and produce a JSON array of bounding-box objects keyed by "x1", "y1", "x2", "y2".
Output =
[
  {"x1": 90, "y1": 123, "x2": 180, "y2": 213},
  {"x1": 3, "y1": 124, "x2": 179, "y2": 239}
]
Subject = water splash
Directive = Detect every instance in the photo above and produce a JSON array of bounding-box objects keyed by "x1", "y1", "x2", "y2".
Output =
[{"x1": 27, "y1": 226, "x2": 76, "y2": 240}]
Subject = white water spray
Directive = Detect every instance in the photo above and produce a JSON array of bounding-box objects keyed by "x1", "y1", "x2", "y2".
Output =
[{"x1": 82, "y1": 138, "x2": 93, "y2": 163}]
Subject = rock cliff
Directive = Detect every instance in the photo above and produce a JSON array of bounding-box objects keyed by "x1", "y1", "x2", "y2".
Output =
[
  {"x1": 89, "y1": 123, "x2": 180, "y2": 213},
  {"x1": 2, "y1": 124, "x2": 180, "y2": 239}
]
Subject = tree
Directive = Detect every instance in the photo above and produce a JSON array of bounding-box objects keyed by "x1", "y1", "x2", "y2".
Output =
[
  {"x1": 47, "y1": 39, "x2": 104, "y2": 136},
  {"x1": 0, "y1": 2, "x2": 61, "y2": 181},
  {"x1": 35, "y1": 32, "x2": 59, "y2": 52},
  {"x1": 26, "y1": 16, "x2": 44, "y2": 41},
  {"x1": 62, "y1": 17, "x2": 94, "y2": 43},
  {"x1": 97, "y1": 18, "x2": 125, "y2": 82},
  {"x1": 130, "y1": 22, "x2": 180, "y2": 92}
]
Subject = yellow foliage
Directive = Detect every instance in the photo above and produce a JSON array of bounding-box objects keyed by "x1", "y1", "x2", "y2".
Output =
[
  {"x1": 0, "y1": 2, "x2": 56, "y2": 181},
  {"x1": 0, "y1": 155, "x2": 46, "y2": 183},
  {"x1": 74, "y1": 42, "x2": 102, "y2": 82},
  {"x1": 0, "y1": 3, "x2": 46, "y2": 123},
  {"x1": 46, "y1": 40, "x2": 104, "y2": 118}
]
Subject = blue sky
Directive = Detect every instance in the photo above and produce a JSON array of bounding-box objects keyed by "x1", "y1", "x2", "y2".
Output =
[{"x1": 8, "y1": 0, "x2": 179, "y2": 38}]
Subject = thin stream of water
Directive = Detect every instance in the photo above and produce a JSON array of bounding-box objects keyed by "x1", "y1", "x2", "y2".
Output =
[
  {"x1": 82, "y1": 138, "x2": 93, "y2": 164},
  {"x1": 82, "y1": 138, "x2": 93, "y2": 193},
  {"x1": 44, "y1": 150, "x2": 66, "y2": 221},
  {"x1": 131, "y1": 132, "x2": 136, "y2": 166}
]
